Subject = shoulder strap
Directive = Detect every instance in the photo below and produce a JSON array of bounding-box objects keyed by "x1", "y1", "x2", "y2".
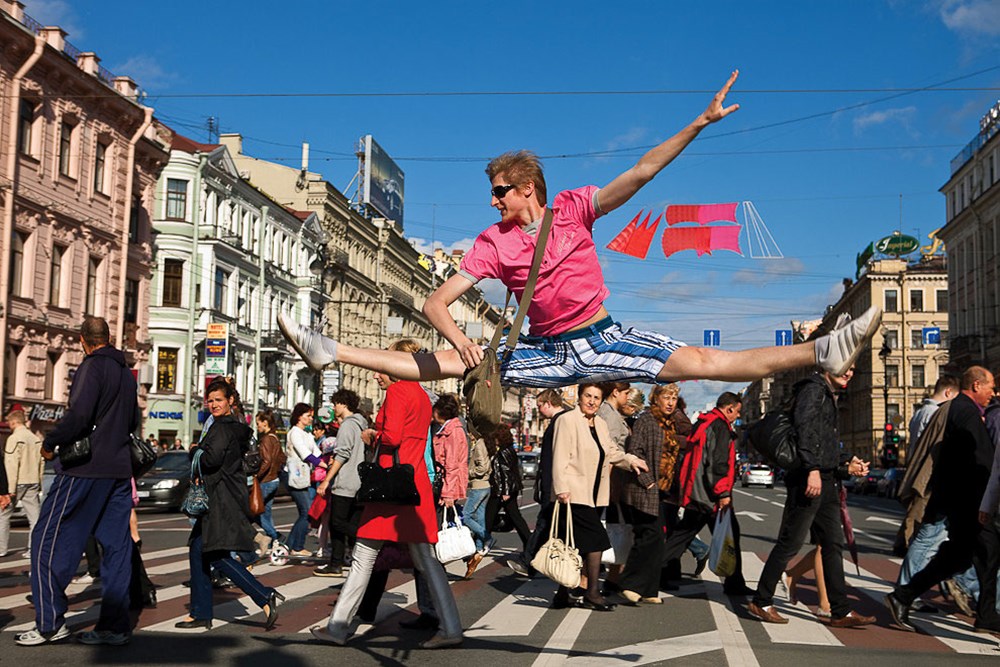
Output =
[{"x1": 487, "y1": 208, "x2": 555, "y2": 355}]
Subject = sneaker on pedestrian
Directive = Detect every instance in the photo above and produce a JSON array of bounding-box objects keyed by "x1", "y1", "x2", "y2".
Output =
[
  {"x1": 313, "y1": 563, "x2": 344, "y2": 577},
  {"x1": 314, "y1": 548, "x2": 326, "y2": 559},
  {"x1": 479, "y1": 537, "x2": 496, "y2": 556},
  {"x1": 815, "y1": 305, "x2": 882, "y2": 376},
  {"x1": 76, "y1": 630, "x2": 130, "y2": 646},
  {"x1": 278, "y1": 313, "x2": 338, "y2": 371},
  {"x1": 253, "y1": 533, "x2": 272, "y2": 556},
  {"x1": 14, "y1": 625, "x2": 71, "y2": 646},
  {"x1": 748, "y1": 602, "x2": 789, "y2": 624},
  {"x1": 464, "y1": 552, "x2": 484, "y2": 579},
  {"x1": 72, "y1": 573, "x2": 97, "y2": 585},
  {"x1": 506, "y1": 555, "x2": 530, "y2": 577},
  {"x1": 290, "y1": 549, "x2": 312, "y2": 558},
  {"x1": 829, "y1": 611, "x2": 875, "y2": 628}
]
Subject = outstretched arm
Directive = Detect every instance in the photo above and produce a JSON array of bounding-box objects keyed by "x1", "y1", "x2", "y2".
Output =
[
  {"x1": 423, "y1": 273, "x2": 483, "y2": 369},
  {"x1": 597, "y1": 70, "x2": 740, "y2": 215}
]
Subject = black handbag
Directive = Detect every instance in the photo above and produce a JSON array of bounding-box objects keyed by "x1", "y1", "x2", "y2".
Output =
[
  {"x1": 131, "y1": 433, "x2": 158, "y2": 478},
  {"x1": 357, "y1": 439, "x2": 420, "y2": 506},
  {"x1": 58, "y1": 432, "x2": 93, "y2": 468},
  {"x1": 747, "y1": 411, "x2": 800, "y2": 470}
]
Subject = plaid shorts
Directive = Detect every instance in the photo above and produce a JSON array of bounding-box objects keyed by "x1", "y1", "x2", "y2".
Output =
[{"x1": 495, "y1": 317, "x2": 686, "y2": 388}]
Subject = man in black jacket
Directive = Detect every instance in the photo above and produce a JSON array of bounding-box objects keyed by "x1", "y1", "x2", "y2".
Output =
[
  {"x1": 16, "y1": 317, "x2": 139, "y2": 647},
  {"x1": 886, "y1": 365, "x2": 996, "y2": 632},
  {"x1": 750, "y1": 367, "x2": 873, "y2": 627}
]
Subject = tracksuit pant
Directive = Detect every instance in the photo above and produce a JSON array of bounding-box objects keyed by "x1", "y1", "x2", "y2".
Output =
[{"x1": 30, "y1": 475, "x2": 133, "y2": 634}]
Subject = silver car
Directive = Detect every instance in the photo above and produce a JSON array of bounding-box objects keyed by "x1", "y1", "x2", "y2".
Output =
[
  {"x1": 741, "y1": 464, "x2": 774, "y2": 489},
  {"x1": 518, "y1": 451, "x2": 539, "y2": 480}
]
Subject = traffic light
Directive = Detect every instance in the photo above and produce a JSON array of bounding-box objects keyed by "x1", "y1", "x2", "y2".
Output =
[{"x1": 883, "y1": 422, "x2": 899, "y2": 467}]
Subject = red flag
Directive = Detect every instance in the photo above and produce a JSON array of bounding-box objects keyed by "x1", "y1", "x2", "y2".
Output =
[
  {"x1": 661, "y1": 225, "x2": 743, "y2": 258},
  {"x1": 606, "y1": 210, "x2": 661, "y2": 259},
  {"x1": 666, "y1": 203, "x2": 739, "y2": 226}
]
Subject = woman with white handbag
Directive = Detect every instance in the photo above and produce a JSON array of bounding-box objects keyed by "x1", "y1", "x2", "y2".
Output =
[{"x1": 549, "y1": 383, "x2": 648, "y2": 611}]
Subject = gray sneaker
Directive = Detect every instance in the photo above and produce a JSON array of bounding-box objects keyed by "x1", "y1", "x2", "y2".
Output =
[
  {"x1": 76, "y1": 630, "x2": 130, "y2": 646},
  {"x1": 15, "y1": 625, "x2": 71, "y2": 646},
  {"x1": 277, "y1": 313, "x2": 337, "y2": 371},
  {"x1": 815, "y1": 305, "x2": 882, "y2": 376}
]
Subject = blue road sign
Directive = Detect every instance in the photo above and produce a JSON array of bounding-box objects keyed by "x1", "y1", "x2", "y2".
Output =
[
  {"x1": 704, "y1": 329, "x2": 721, "y2": 347},
  {"x1": 923, "y1": 327, "x2": 941, "y2": 346},
  {"x1": 775, "y1": 329, "x2": 793, "y2": 346}
]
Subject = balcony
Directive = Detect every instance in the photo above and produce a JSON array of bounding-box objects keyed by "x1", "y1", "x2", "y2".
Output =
[
  {"x1": 386, "y1": 284, "x2": 414, "y2": 310},
  {"x1": 260, "y1": 330, "x2": 288, "y2": 355}
]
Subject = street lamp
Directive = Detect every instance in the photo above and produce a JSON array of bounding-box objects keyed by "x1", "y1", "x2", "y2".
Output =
[{"x1": 879, "y1": 337, "x2": 892, "y2": 465}]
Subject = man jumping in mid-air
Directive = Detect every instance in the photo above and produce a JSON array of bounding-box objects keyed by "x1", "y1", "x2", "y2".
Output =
[{"x1": 279, "y1": 71, "x2": 881, "y2": 388}]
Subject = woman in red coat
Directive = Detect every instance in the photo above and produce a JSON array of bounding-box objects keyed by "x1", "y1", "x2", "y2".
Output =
[{"x1": 310, "y1": 341, "x2": 463, "y2": 649}]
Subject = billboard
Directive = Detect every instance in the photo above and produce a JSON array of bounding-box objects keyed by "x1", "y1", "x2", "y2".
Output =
[
  {"x1": 205, "y1": 322, "x2": 229, "y2": 376},
  {"x1": 362, "y1": 135, "x2": 405, "y2": 227}
]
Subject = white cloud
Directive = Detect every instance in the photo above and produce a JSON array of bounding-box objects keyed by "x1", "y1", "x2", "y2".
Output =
[
  {"x1": 937, "y1": 0, "x2": 1000, "y2": 36},
  {"x1": 853, "y1": 106, "x2": 918, "y2": 133},
  {"x1": 25, "y1": 0, "x2": 83, "y2": 38},
  {"x1": 730, "y1": 257, "x2": 807, "y2": 287},
  {"x1": 407, "y1": 236, "x2": 475, "y2": 256},
  {"x1": 112, "y1": 55, "x2": 178, "y2": 90}
]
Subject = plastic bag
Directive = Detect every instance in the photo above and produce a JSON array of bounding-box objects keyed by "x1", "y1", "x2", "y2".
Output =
[{"x1": 708, "y1": 507, "x2": 737, "y2": 577}]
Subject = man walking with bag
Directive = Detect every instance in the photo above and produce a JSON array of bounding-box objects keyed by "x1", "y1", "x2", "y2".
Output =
[
  {"x1": 750, "y1": 366, "x2": 872, "y2": 627},
  {"x1": 16, "y1": 317, "x2": 139, "y2": 647},
  {"x1": 0, "y1": 407, "x2": 44, "y2": 558}
]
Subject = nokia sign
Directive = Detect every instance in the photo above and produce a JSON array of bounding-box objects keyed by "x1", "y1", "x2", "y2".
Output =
[{"x1": 148, "y1": 411, "x2": 184, "y2": 420}]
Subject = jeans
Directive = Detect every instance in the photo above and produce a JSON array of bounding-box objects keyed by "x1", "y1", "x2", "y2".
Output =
[
  {"x1": 327, "y1": 538, "x2": 462, "y2": 641},
  {"x1": 287, "y1": 486, "x2": 312, "y2": 551},
  {"x1": 896, "y1": 512, "x2": 979, "y2": 608},
  {"x1": 688, "y1": 536, "x2": 710, "y2": 561},
  {"x1": 900, "y1": 518, "x2": 983, "y2": 602},
  {"x1": 188, "y1": 521, "x2": 272, "y2": 620},
  {"x1": 464, "y1": 487, "x2": 492, "y2": 552},
  {"x1": 258, "y1": 479, "x2": 281, "y2": 541}
]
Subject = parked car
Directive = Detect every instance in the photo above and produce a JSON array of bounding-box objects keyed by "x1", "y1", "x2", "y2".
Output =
[
  {"x1": 860, "y1": 468, "x2": 888, "y2": 495},
  {"x1": 518, "y1": 451, "x2": 539, "y2": 480},
  {"x1": 134, "y1": 451, "x2": 192, "y2": 510},
  {"x1": 877, "y1": 467, "x2": 906, "y2": 498},
  {"x1": 741, "y1": 464, "x2": 775, "y2": 489}
]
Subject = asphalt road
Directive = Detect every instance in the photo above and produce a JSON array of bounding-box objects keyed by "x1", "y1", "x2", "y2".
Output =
[{"x1": 0, "y1": 481, "x2": 997, "y2": 665}]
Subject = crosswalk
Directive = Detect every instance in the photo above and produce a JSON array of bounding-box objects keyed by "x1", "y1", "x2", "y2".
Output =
[{"x1": 1, "y1": 530, "x2": 998, "y2": 660}]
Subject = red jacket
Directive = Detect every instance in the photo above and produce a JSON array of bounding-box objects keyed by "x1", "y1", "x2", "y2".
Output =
[
  {"x1": 678, "y1": 408, "x2": 736, "y2": 513},
  {"x1": 357, "y1": 381, "x2": 437, "y2": 543}
]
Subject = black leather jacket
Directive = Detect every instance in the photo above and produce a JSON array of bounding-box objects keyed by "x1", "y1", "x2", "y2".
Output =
[{"x1": 791, "y1": 373, "x2": 846, "y2": 477}]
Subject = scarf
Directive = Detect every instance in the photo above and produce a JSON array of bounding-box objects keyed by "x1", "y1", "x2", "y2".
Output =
[{"x1": 651, "y1": 404, "x2": 680, "y2": 492}]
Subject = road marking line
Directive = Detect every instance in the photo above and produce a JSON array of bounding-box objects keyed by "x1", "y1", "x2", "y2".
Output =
[
  {"x1": 466, "y1": 576, "x2": 553, "y2": 637},
  {"x1": 852, "y1": 528, "x2": 893, "y2": 545},
  {"x1": 563, "y1": 630, "x2": 723, "y2": 666},
  {"x1": 842, "y1": 558, "x2": 1000, "y2": 655},
  {"x1": 702, "y1": 578, "x2": 760, "y2": 666},
  {"x1": 532, "y1": 607, "x2": 591, "y2": 667}
]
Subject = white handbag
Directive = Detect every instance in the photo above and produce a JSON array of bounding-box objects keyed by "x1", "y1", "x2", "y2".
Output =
[
  {"x1": 601, "y1": 505, "x2": 634, "y2": 565},
  {"x1": 435, "y1": 506, "x2": 477, "y2": 564},
  {"x1": 531, "y1": 502, "x2": 583, "y2": 589}
]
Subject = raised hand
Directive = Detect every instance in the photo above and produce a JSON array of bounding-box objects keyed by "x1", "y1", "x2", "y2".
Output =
[{"x1": 700, "y1": 70, "x2": 740, "y2": 125}]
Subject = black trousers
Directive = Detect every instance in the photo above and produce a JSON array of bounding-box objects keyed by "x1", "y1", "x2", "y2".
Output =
[
  {"x1": 754, "y1": 476, "x2": 850, "y2": 617},
  {"x1": 662, "y1": 504, "x2": 747, "y2": 591},
  {"x1": 974, "y1": 514, "x2": 1000, "y2": 624},
  {"x1": 523, "y1": 501, "x2": 553, "y2": 569},
  {"x1": 326, "y1": 494, "x2": 362, "y2": 567},
  {"x1": 620, "y1": 503, "x2": 665, "y2": 598},
  {"x1": 486, "y1": 493, "x2": 531, "y2": 549},
  {"x1": 896, "y1": 510, "x2": 981, "y2": 605}
]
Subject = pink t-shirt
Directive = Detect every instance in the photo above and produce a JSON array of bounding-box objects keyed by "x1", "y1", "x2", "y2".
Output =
[{"x1": 459, "y1": 186, "x2": 610, "y2": 336}]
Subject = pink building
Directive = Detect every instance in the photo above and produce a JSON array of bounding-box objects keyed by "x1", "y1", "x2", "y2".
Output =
[{"x1": 0, "y1": 1, "x2": 171, "y2": 432}]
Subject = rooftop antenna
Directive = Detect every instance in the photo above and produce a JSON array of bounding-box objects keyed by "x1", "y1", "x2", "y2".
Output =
[{"x1": 206, "y1": 116, "x2": 219, "y2": 143}]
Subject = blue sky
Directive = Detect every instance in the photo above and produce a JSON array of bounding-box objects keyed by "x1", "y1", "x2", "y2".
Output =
[{"x1": 28, "y1": 0, "x2": 1000, "y2": 409}]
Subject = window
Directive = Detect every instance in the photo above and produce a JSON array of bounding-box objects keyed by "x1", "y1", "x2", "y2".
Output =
[
  {"x1": 85, "y1": 256, "x2": 100, "y2": 314},
  {"x1": 44, "y1": 352, "x2": 60, "y2": 399},
  {"x1": 50, "y1": 244, "x2": 65, "y2": 306},
  {"x1": 214, "y1": 268, "x2": 229, "y2": 311},
  {"x1": 59, "y1": 121, "x2": 74, "y2": 177},
  {"x1": 910, "y1": 289, "x2": 924, "y2": 312},
  {"x1": 4, "y1": 345, "x2": 21, "y2": 397},
  {"x1": 936, "y1": 289, "x2": 949, "y2": 313},
  {"x1": 166, "y1": 179, "x2": 188, "y2": 220},
  {"x1": 912, "y1": 364, "x2": 925, "y2": 389},
  {"x1": 885, "y1": 289, "x2": 898, "y2": 313},
  {"x1": 910, "y1": 329, "x2": 924, "y2": 350},
  {"x1": 886, "y1": 364, "x2": 900, "y2": 387},
  {"x1": 129, "y1": 195, "x2": 141, "y2": 243},
  {"x1": 17, "y1": 100, "x2": 34, "y2": 156},
  {"x1": 157, "y1": 348, "x2": 178, "y2": 393},
  {"x1": 884, "y1": 329, "x2": 899, "y2": 350},
  {"x1": 162, "y1": 259, "x2": 183, "y2": 307},
  {"x1": 124, "y1": 278, "x2": 139, "y2": 323},
  {"x1": 94, "y1": 141, "x2": 108, "y2": 193},
  {"x1": 9, "y1": 230, "x2": 27, "y2": 297},
  {"x1": 887, "y1": 403, "x2": 901, "y2": 422}
]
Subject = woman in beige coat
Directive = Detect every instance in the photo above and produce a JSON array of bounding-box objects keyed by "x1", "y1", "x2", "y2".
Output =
[{"x1": 551, "y1": 383, "x2": 648, "y2": 611}]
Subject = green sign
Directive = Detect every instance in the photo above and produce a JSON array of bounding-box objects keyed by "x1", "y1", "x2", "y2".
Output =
[
  {"x1": 875, "y1": 234, "x2": 919, "y2": 256},
  {"x1": 856, "y1": 242, "x2": 874, "y2": 278}
]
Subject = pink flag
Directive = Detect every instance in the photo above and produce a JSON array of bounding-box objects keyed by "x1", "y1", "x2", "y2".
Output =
[
  {"x1": 665, "y1": 203, "x2": 739, "y2": 226},
  {"x1": 661, "y1": 225, "x2": 743, "y2": 258}
]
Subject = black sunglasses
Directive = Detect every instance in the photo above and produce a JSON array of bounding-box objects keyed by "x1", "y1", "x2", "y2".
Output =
[{"x1": 491, "y1": 184, "x2": 517, "y2": 199}]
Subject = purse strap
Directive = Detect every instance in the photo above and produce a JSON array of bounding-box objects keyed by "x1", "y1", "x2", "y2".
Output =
[
  {"x1": 564, "y1": 502, "x2": 575, "y2": 549},
  {"x1": 548, "y1": 501, "x2": 561, "y2": 542},
  {"x1": 486, "y1": 208, "x2": 555, "y2": 356},
  {"x1": 190, "y1": 448, "x2": 204, "y2": 482}
]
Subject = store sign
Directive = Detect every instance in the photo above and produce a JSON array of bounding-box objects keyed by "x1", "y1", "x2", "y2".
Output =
[
  {"x1": 25, "y1": 403, "x2": 66, "y2": 422},
  {"x1": 148, "y1": 411, "x2": 184, "y2": 420},
  {"x1": 205, "y1": 322, "x2": 229, "y2": 375},
  {"x1": 875, "y1": 234, "x2": 920, "y2": 256}
]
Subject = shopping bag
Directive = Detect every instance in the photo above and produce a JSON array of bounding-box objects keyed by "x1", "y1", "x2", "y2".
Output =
[
  {"x1": 307, "y1": 493, "x2": 328, "y2": 527},
  {"x1": 708, "y1": 507, "x2": 737, "y2": 577},
  {"x1": 435, "y1": 506, "x2": 477, "y2": 564},
  {"x1": 530, "y1": 502, "x2": 583, "y2": 588},
  {"x1": 601, "y1": 507, "x2": 634, "y2": 565}
]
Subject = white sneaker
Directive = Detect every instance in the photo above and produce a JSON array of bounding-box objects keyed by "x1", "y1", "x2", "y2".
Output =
[
  {"x1": 277, "y1": 313, "x2": 337, "y2": 371},
  {"x1": 72, "y1": 573, "x2": 97, "y2": 585},
  {"x1": 15, "y1": 625, "x2": 71, "y2": 646},
  {"x1": 815, "y1": 305, "x2": 882, "y2": 376}
]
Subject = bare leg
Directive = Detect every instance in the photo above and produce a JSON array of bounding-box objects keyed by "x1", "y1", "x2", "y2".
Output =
[
  {"x1": 657, "y1": 343, "x2": 816, "y2": 383},
  {"x1": 813, "y1": 546, "x2": 830, "y2": 614},
  {"x1": 785, "y1": 547, "x2": 818, "y2": 604},
  {"x1": 337, "y1": 344, "x2": 467, "y2": 381}
]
